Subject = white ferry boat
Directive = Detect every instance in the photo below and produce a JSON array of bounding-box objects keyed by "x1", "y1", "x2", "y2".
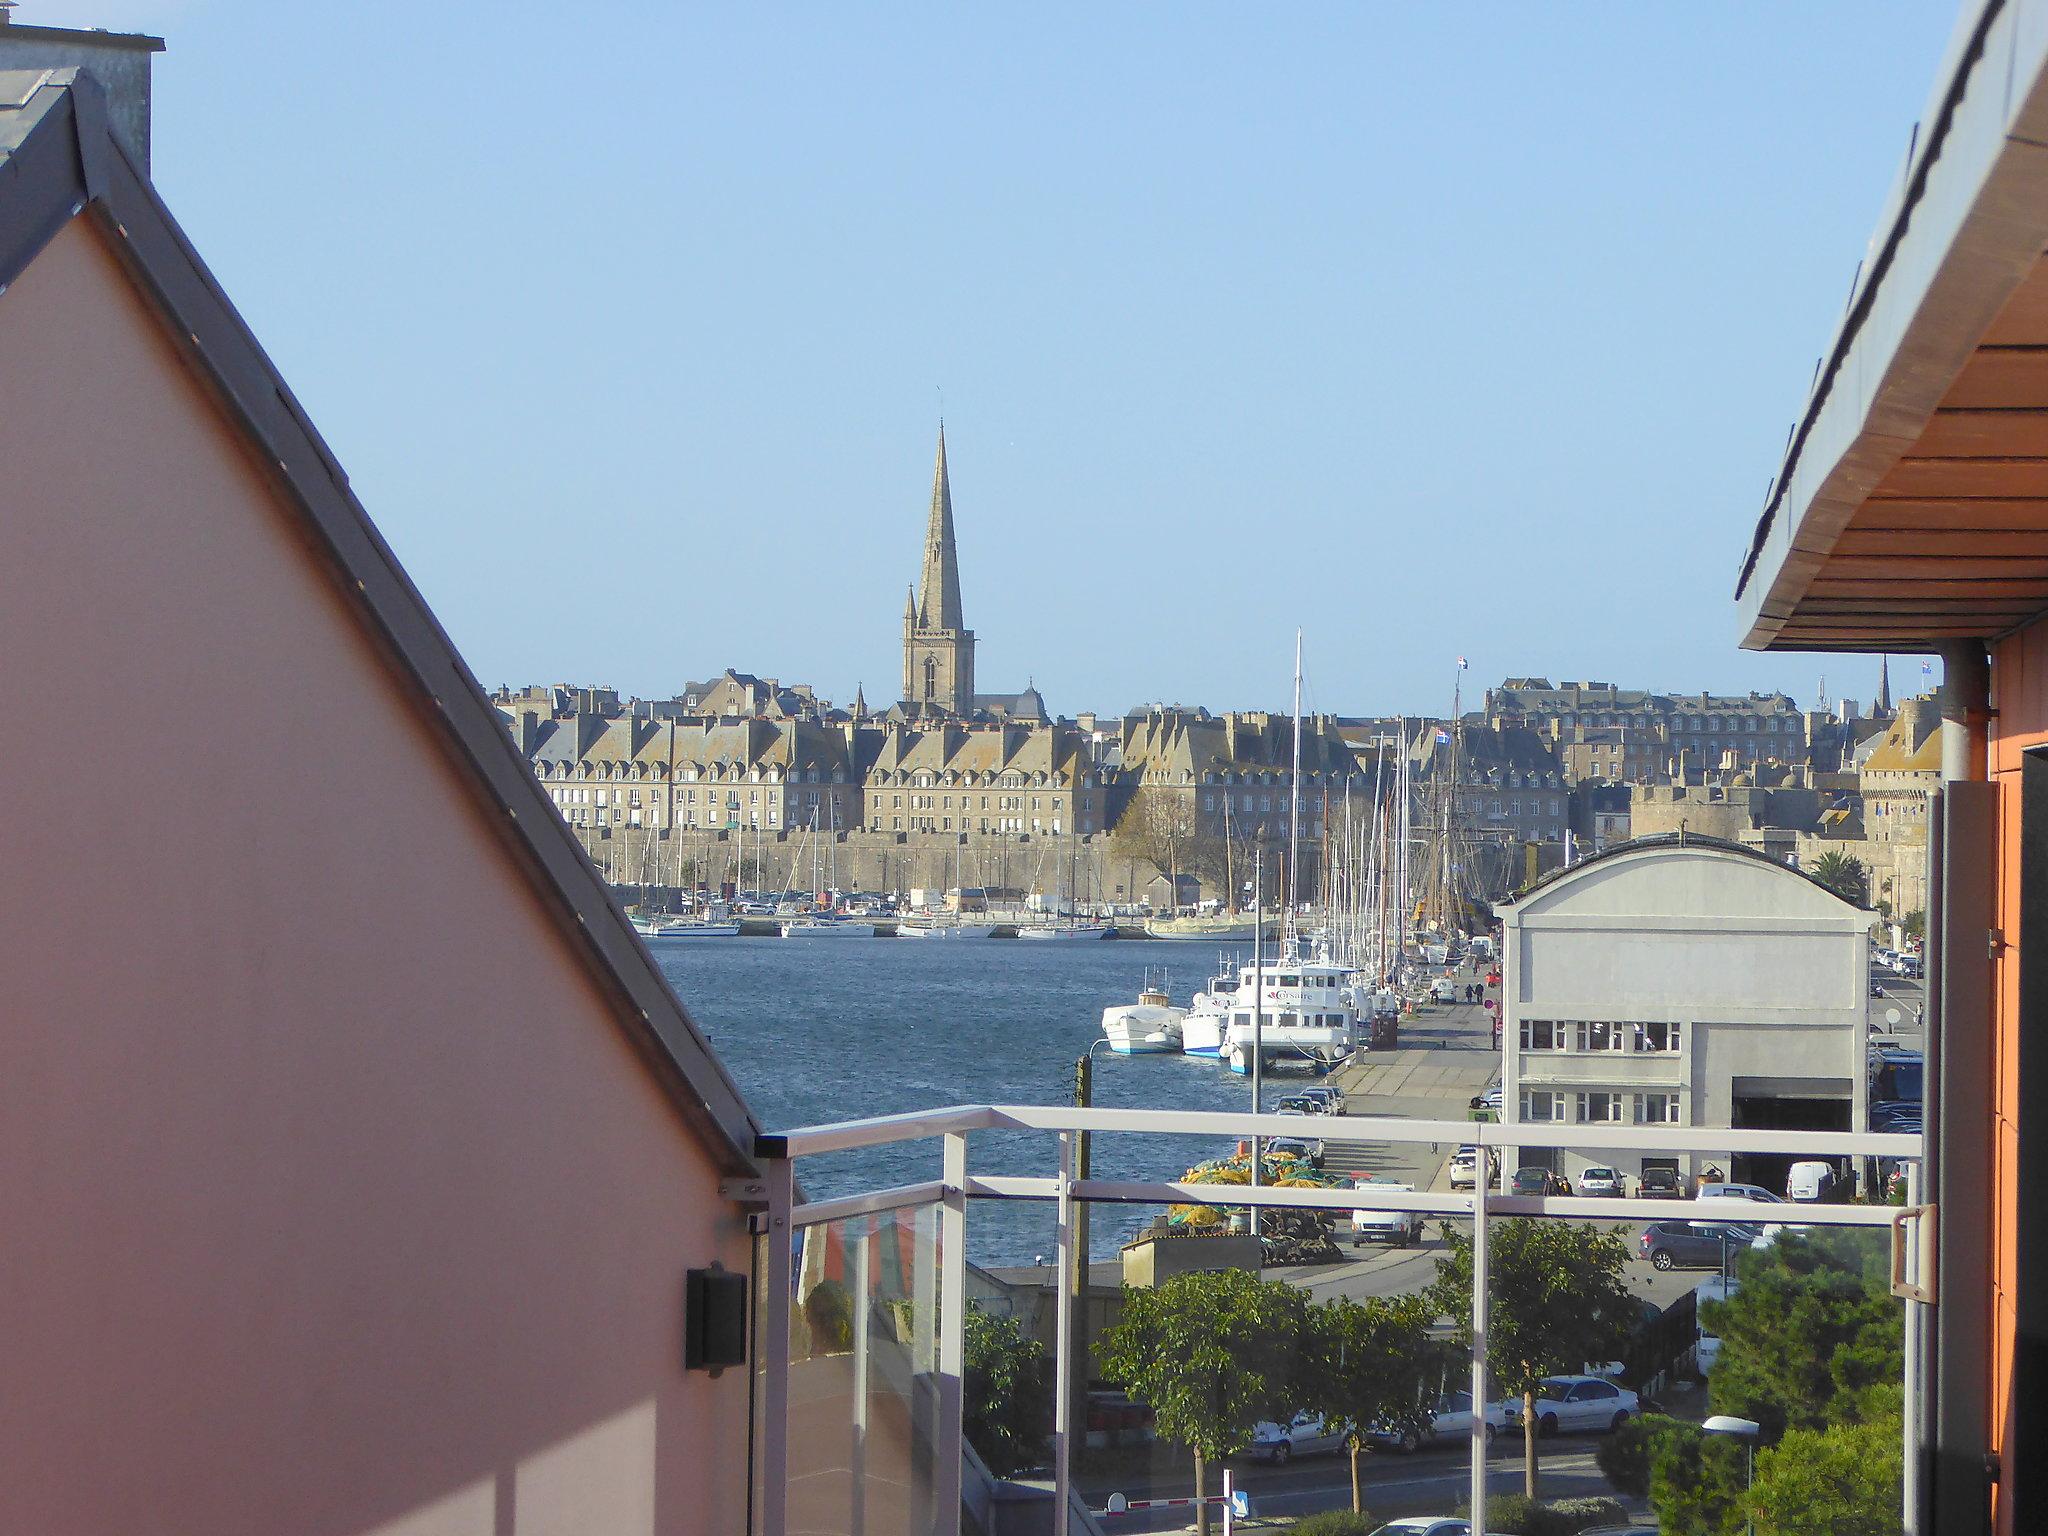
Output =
[
  {"x1": 1099, "y1": 982, "x2": 1186, "y2": 1055},
  {"x1": 1220, "y1": 958, "x2": 1360, "y2": 1074}
]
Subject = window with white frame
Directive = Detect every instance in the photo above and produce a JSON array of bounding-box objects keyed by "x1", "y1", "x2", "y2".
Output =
[
  {"x1": 1635, "y1": 1092, "x2": 1681, "y2": 1124},
  {"x1": 1577, "y1": 1021, "x2": 1626, "y2": 1052},
  {"x1": 1634, "y1": 1021, "x2": 1682, "y2": 1053},
  {"x1": 1521, "y1": 1089, "x2": 1563, "y2": 1122},
  {"x1": 1577, "y1": 1091, "x2": 1624, "y2": 1123},
  {"x1": 1520, "y1": 1018, "x2": 1567, "y2": 1051}
]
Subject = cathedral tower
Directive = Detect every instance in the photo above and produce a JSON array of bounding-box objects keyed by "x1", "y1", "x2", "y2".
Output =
[{"x1": 902, "y1": 426, "x2": 976, "y2": 713}]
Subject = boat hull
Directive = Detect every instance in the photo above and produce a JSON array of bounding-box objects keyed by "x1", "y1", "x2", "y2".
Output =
[
  {"x1": 1100, "y1": 1002, "x2": 1186, "y2": 1056},
  {"x1": 896, "y1": 922, "x2": 997, "y2": 939},
  {"x1": 1143, "y1": 917, "x2": 1277, "y2": 942},
  {"x1": 1018, "y1": 924, "x2": 1110, "y2": 941},
  {"x1": 649, "y1": 923, "x2": 741, "y2": 939}
]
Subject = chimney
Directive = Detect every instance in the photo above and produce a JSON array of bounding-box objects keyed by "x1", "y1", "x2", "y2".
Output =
[{"x1": 0, "y1": 16, "x2": 164, "y2": 171}]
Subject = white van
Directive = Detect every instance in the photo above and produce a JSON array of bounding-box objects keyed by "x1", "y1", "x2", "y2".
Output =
[
  {"x1": 1430, "y1": 977, "x2": 1460, "y2": 1003},
  {"x1": 1787, "y1": 1161, "x2": 1836, "y2": 1202}
]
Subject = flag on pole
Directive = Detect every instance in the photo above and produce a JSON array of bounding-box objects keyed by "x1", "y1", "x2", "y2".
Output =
[
  {"x1": 1457, "y1": 656, "x2": 1468, "y2": 670},
  {"x1": 1435, "y1": 729, "x2": 1451, "y2": 745},
  {"x1": 1921, "y1": 660, "x2": 1932, "y2": 677}
]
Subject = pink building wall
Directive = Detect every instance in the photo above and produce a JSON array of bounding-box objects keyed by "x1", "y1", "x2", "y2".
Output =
[{"x1": 0, "y1": 217, "x2": 754, "y2": 1536}]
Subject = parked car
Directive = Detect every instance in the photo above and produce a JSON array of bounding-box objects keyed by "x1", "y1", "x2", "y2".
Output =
[
  {"x1": 1447, "y1": 1146, "x2": 1490, "y2": 1190},
  {"x1": 1366, "y1": 1522, "x2": 1470, "y2": 1536},
  {"x1": 1502, "y1": 1375, "x2": 1639, "y2": 1436},
  {"x1": 1638, "y1": 1166, "x2": 1684, "y2": 1199},
  {"x1": 1697, "y1": 1181, "x2": 1784, "y2": 1205},
  {"x1": 1576, "y1": 1165, "x2": 1626, "y2": 1197},
  {"x1": 1247, "y1": 1410, "x2": 1346, "y2": 1464},
  {"x1": 1367, "y1": 1390, "x2": 1505, "y2": 1452},
  {"x1": 1353, "y1": 1182, "x2": 1426, "y2": 1247},
  {"x1": 1268, "y1": 1135, "x2": 1325, "y2": 1168},
  {"x1": 1638, "y1": 1220, "x2": 1760, "y2": 1271},
  {"x1": 1511, "y1": 1166, "x2": 1567, "y2": 1197},
  {"x1": 1294, "y1": 1085, "x2": 1346, "y2": 1114},
  {"x1": 1274, "y1": 1094, "x2": 1321, "y2": 1116}
]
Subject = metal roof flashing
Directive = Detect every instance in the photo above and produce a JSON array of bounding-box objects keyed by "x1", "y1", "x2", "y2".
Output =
[{"x1": 0, "y1": 72, "x2": 763, "y2": 1175}]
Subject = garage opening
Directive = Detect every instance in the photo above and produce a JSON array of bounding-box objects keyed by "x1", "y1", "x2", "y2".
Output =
[{"x1": 1729, "y1": 1078, "x2": 1851, "y2": 1196}]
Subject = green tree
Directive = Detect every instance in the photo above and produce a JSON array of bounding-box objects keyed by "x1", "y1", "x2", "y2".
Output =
[
  {"x1": 1703, "y1": 1230, "x2": 1901, "y2": 1440},
  {"x1": 962, "y1": 1307, "x2": 1052, "y2": 1478},
  {"x1": 1095, "y1": 1269, "x2": 1311, "y2": 1536},
  {"x1": 1745, "y1": 1410, "x2": 1904, "y2": 1536},
  {"x1": 1302, "y1": 1294, "x2": 1438, "y2": 1512},
  {"x1": 1807, "y1": 849, "x2": 1869, "y2": 905},
  {"x1": 1646, "y1": 1420, "x2": 1748, "y2": 1536},
  {"x1": 1426, "y1": 1219, "x2": 1638, "y2": 1498}
]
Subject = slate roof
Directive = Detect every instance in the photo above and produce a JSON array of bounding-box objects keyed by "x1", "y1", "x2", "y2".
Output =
[{"x1": 0, "y1": 69, "x2": 761, "y2": 1172}]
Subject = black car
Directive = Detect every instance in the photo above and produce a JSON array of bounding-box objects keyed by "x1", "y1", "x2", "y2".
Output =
[
  {"x1": 1638, "y1": 1167, "x2": 1683, "y2": 1199},
  {"x1": 1638, "y1": 1221, "x2": 1760, "y2": 1271}
]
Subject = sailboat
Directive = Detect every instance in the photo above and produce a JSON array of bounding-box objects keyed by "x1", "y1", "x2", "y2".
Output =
[
  {"x1": 895, "y1": 837, "x2": 995, "y2": 937},
  {"x1": 1018, "y1": 834, "x2": 1108, "y2": 939}
]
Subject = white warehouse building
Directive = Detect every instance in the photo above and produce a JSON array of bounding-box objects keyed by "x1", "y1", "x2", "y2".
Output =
[{"x1": 1497, "y1": 836, "x2": 1870, "y2": 1196}]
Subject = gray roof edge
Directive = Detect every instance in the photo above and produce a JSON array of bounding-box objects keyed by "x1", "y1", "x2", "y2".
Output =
[
  {"x1": 0, "y1": 75, "x2": 762, "y2": 1173},
  {"x1": 0, "y1": 23, "x2": 165, "y2": 54},
  {"x1": 1497, "y1": 832, "x2": 1871, "y2": 913}
]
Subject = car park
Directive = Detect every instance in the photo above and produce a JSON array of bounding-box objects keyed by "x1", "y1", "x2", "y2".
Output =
[
  {"x1": 1638, "y1": 1220, "x2": 1759, "y2": 1271},
  {"x1": 1576, "y1": 1165, "x2": 1625, "y2": 1197},
  {"x1": 1502, "y1": 1375, "x2": 1639, "y2": 1436},
  {"x1": 1294, "y1": 1085, "x2": 1345, "y2": 1114},
  {"x1": 1247, "y1": 1410, "x2": 1346, "y2": 1463}
]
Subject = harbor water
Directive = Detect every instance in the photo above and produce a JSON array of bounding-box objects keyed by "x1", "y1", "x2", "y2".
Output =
[{"x1": 652, "y1": 935, "x2": 1275, "y2": 1264}]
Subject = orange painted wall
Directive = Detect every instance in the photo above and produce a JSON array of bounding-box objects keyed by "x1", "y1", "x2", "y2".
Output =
[
  {"x1": 0, "y1": 217, "x2": 754, "y2": 1535},
  {"x1": 1987, "y1": 620, "x2": 2048, "y2": 1534}
]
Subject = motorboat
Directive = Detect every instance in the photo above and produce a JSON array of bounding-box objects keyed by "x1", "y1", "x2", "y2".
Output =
[
  {"x1": 1100, "y1": 983, "x2": 1186, "y2": 1055},
  {"x1": 1220, "y1": 957, "x2": 1361, "y2": 1074},
  {"x1": 648, "y1": 919, "x2": 741, "y2": 939},
  {"x1": 894, "y1": 917, "x2": 997, "y2": 940},
  {"x1": 1181, "y1": 962, "x2": 1243, "y2": 1057},
  {"x1": 779, "y1": 918, "x2": 875, "y2": 938}
]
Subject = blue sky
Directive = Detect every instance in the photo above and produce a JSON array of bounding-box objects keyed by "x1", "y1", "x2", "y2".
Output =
[{"x1": 46, "y1": 2, "x2": 1959, "y2": 717}]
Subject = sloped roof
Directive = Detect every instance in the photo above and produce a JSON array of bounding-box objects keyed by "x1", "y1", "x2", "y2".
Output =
[{"x1": 0, "y1": 70, "x2": 760, "y2": 1172}]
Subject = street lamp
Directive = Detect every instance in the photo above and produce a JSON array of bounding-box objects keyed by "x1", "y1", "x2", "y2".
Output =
[{"x1": 1702, "y1": 1415, "x2": 1761, "y2": 1535}]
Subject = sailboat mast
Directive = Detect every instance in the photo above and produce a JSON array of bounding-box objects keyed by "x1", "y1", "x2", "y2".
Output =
[{"x1": 1288, "y1": 629, "x2": 1303, "y2": 928}]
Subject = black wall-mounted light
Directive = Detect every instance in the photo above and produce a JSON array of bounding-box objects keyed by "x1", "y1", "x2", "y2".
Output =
[{"x1": 685, "y1": 1265, "x2": 748, "y2": 1375}]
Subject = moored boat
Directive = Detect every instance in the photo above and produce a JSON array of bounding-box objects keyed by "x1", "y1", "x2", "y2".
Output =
[
  {"x1": 648, "y1": 920, "x2": 742, "y2": 939},
  {"x1": 895, "y1": 917, "x2": 997, "y2": 939},
  {"x1": 1017, "y1": 920, "x2": 1110, "y2": 941},
  {"x1": 1100, "y1": 983, "x2": 1186, "y2": 1055},
  {"x1": 1144, "y1": 913, "x2": 1277, "y2": 943},
  {"x1": 779, "y1": 918, "x2": 876, "y2": 938}
]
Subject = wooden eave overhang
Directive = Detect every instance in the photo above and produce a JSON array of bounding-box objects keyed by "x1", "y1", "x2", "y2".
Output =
[{"x1": 1735, "y1": 0, "x2": 2048, "y2": 654}]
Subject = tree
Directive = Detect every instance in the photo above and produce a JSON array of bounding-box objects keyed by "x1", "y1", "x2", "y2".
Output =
[
  {"x1": 1302, "y1": 1294, "x2": 1438, "y2": 1512},
  {"x1": 1109, "y1": 786, "x2": 1208, "y2": 907},
  {"x1": 1426, "y1": 1219, "x2": 1638, "y2": 1498},
  {"x1": 1745, "y1": 1410, "x2": 1904, "y2": 1536},
  {"x1": 1702, "y1": 1230, "x2": 1900, "y2": 1440},
  {"x1": 1095, "y1": 1269, "x2": 1311, "y2": 1536},
  {"x1": 962, "y1": 1306, "x2": 1052, "y2": 1477},
  {"x1": 1807, "y1": 849, "x2": 1868, "y2": 906}
]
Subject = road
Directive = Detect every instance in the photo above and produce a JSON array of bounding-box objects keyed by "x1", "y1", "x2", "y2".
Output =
[{"x1": 1079, "y1": 1434, "x2": 1619, "y2": 1532}]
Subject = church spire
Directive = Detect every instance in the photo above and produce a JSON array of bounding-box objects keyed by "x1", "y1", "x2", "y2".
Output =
[
  {"x1": 1876, "y1": 654, "x2": 1893, "y2": 715},
  {"x1": 917, "y1": 424, "x2": 965, "y2": 630}
]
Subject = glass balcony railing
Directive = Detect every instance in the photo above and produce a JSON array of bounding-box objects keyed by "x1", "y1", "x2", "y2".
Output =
[{"x1": 749, "y1": 1106, "x2": 1923, "y2": 1536}]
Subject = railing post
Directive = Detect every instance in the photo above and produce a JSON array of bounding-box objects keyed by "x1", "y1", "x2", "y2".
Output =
[
  {"x1": 935, "y1": 1131, "x2": 968, "y2": 1535},
  {"x1": 1054, "y1": 1129, "x2": 1078, "y2": 1531},
  {"x1": 1902, "y1": 1161, "x2": 1922, "y2": 1535},
  {"x1": 852, "y1": 1212, "x2": 872, "y2": 1536},
  {"x1": 758, "y1": 1154, "x2": 794, "y2": 1536},
  {"x1": 1470, "y1": 1164, "x2": 1489, "y2": 1536}
]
